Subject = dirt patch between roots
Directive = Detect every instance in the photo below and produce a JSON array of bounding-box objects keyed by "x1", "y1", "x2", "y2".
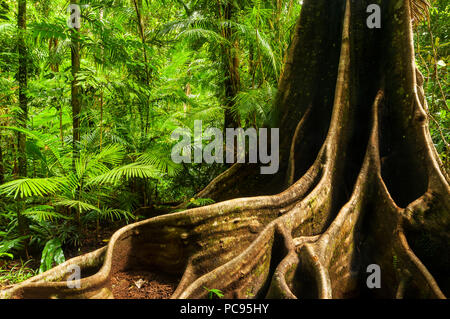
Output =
[{"x1": 111, "y1": 270, "x2": 179, "y2": 299}]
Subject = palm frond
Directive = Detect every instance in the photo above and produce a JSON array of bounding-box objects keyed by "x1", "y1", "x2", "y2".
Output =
[
  {"x1": 54, "y1": 199, "x2": 100, "y2": 213},
  {"x1": 59, "y1": 172, "x2": 80, "y2": 194},
  {"x1": 85, "y1": 208, "x2": 134, "y2": 222},
  {"x1": 22, "y1": 206, "x2": 71, "y2": 223},
  {"x1": 76, "y1": 144, "x2": 126, "y2": 181},
  {"x1": 187, "y1": 198, "x2": 215, "y2": 208},
  {"x1": 88, "y1": 163, "x2": 161, "y2": 185},
  {"x1": 0, "y1": 126, "x2": 65, "y2": 173},
  {"x1": 137, "y1": 148, "x2": 182, "y2": 177},
  {"x1": 232, "y1": 84, "x2": 277, "y2": 125},
  {"x1": 0, "y1": 23, "x2": 15, "y2": 33},
  {"x1": 29, "y1": 20, "x2": 69, "y2": 42},
  {"x1": 176, "y1": 28, "x2": 231, "y2": 46},
  {"x1": 0, "y1": 178, "x2": 61, "y2": 199},
  {"x1": 410, "y1": 0, "x2": 432, "y2": 26},
  {"x1": 255, "y1": 29, "x2": 278, "y2": 76}
]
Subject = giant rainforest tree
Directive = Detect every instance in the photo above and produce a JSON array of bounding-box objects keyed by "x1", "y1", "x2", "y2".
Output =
[{"x1": 1, "y1": 0, "x2": 449, "y2": 299}]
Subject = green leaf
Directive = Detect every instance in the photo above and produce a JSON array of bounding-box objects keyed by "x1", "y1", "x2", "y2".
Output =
[
  {"x1": 203, "y1": 287, "x2": 224, "y2": 299},
  {"x1": 187, "y1": 198, "x2": 215, "y2": 208},
  {"x1": 39, "y1": 239, "x2": 65, "y2": 274},
  {"x1": 22, "y1": 205, "x2": 71, "y2": 222},
  {"x1": 88, "y1": 163, "x2": 161, "y2": 186},
  {"x1": 54, "y1": 199, "x2": 101, "y2": 214},
  {"x1": 0, "y1": 178, "x2": 61, "y2": 199},
  {"x1": 0, "y1": 253, "x2": 13, "y2": 259}
]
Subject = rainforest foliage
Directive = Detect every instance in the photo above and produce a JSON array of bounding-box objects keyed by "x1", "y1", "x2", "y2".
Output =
[{"x1": 0, "y1": 0, "x2": 447, "y2": 284}]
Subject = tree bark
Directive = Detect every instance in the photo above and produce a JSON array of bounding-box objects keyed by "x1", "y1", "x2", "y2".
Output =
[
  {"x1": 17, "y1": 0, "x2": 27, "y2": 178},
  {"x1": 0, "y1": 136, "x2": 4, "y2": 185},
  {"x1": 2, "y1": 0, "x2": 448, "y2": 299},
  {"x1": 70, "y1": 1, "x2": 82, "y2": 229},
  {"x1": 16, "y1": 0, "x2": 29, "y2": 257},
  {"x1": 220, "y1": 1, "x2": 241, "y2": 129},
  {"x1": 71, "y1": 0, "x2": 81, "y2": 171},
  {"x1": 49, "y1": 38, "x2": 64, "y2": 146}
]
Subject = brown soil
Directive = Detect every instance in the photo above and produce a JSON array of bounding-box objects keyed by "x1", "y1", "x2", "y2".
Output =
[
  {"x1": 111, "y1": 270, "x2": 179, "y2": 299},
  {"x1": 64, "y1": 222, "x2": 126, "y2": 260}
]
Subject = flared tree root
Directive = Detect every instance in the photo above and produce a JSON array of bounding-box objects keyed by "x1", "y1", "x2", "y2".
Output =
[{"x1": 1, "y1": 0, "x2": 448, "y2": 299}]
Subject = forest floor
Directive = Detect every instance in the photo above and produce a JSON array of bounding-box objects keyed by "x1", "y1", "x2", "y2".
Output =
[
  {"x1": 0, "y1": 221, "x2": 179, "y2": 299},
  {"x1": 111, "y1": 270, "x2": 178, "y2": 299},
  {"x1": 0, "y1": 222, "x2": 123, "y2": 288}
]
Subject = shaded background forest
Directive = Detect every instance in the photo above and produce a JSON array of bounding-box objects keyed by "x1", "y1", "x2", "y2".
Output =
[{"x1": 0, "y1": 0, "x2": 448, "y2": 285}]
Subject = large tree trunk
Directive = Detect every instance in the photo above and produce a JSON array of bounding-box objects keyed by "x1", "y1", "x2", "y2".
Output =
[{"x1": 1, "y1": 0, "x2": 448, "y2": 299}]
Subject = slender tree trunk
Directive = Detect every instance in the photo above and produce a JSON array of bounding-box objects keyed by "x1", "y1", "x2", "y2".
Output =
[
  {"x1": 132, "y1": 0, "x2": 150, "y2": 86},
  {"x1": 99, "y1": 7, "x2": 105, "y2": 152},
  {"x1": 71, "y1": 0, "x2": 81, "y2": 170},
  {"x1": 249, "y1": 42, "x2": 255, "y2": 87},
  {"x1": 17, "y1": 0, "x2": 27, "y2": 177},
  {"x1": 278, "y1": 0, "x2": 296, "y2": 83},
  {"x1": 49, "y1": 38, "x2": 64, "y2": 146},
  {"x1": 16, "y1": 0, "x2": 29, "y2": 257},
  {"x1": 0, "y1": 137, "x2": 4, "y2": 185},
  {"x1": 59, "y1": 107, "x2": 64, "y2": 146},
  {"x1": 70, "y1": 1, "x2": 81, "y2": 229},
  {"x1": 99, "y1": 91, "x2": 103, "y2": 150},
  {"x1": 220, "y1": 1, "x2": 241, "y2": 129},
  {"x1": 132, "y1": 0, "x2": 152, "y2": 137},
  {"x1": 183, "y1": 81, "x2": 191, "y2": 115},
  {"x1": 131, "y1": 0, "x2": 152, "y2": 207}
]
